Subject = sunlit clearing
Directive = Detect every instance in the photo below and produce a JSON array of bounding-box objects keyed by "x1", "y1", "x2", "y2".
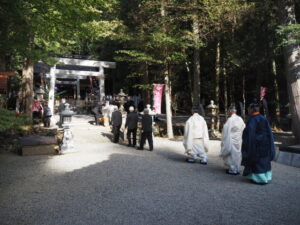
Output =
[{"x1": 45, "y1": 152, "x2": 111, "y2": 173}]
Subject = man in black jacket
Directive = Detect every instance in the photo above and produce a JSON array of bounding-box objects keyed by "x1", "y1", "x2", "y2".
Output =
[
  {"x1": 125, "y1": 106, "x2": 139, "y2": 147},
  {"x1": 92, "y1": 103, "x2": 101, "y2": 125},
  {"x1": 111, "y1": 106, "x2": 122, "y2": 143},
  {"x1": 124, "y1": 96, "x2": 135, "y2": 113},
  {"x1": 42, "y1": 102, "x2": 52, "y2": 127},
  {"x1": 138, "y1": 109, "x2": 153, "y2": 151}
]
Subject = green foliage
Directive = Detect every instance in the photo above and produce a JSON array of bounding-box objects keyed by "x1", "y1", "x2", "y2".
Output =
[
  {"x1": 0, "y1": 109, "x2": 31, "y2": 133},
  {"x1": 276, "y1": 24, "x2": 300, "y2": 47},
  {"x1": 8, "y1": 74, "x2": 22, "y2": 90},
  {"x1": 0, "y1": 0, "x2": 121, "y2": 68},
  {"x1": 133, "y1": 84, "x2": 153, "y2": 90},
  {"x1": 0, "y1": 0, "x2": 294, "y2": 128},
  {"x1": 0, "y1": 94, "x2": 6, "y2": 108},
  {"x1": 115, "y1": 50, "x2": 159, "y2": 63}
]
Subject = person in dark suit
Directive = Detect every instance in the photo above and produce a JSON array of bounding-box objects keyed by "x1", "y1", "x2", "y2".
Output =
[
  {"x1": 92, "y1": 103, "x2": 101, "y2": 125},
  {"x1": 111, "y1": 106, "x2": 122, "y2": 143},
  {"x1": 138, "y1": 108, "x2": 153, "y2": 151},
  {"x1": 124, "y1": 96, "x2": 135, "y2": 113},
  {"x1": 125, "y1": 106, "x2": 139, "y2": 147},
  {"x1": 42, "y1": 102, "x2": 52, "y2": 127},
  {"x1": 58, "y1": 98, "x2": 66, "y2": 126}
]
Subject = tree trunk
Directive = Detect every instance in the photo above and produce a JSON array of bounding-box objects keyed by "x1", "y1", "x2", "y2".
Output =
[
  {"x1": 22, "y1": 57, "x2": 34, "y2": 119},
  {"x1": 272, "y1": 59, "x2": 281, "y2": 128},
  {"x1": 215, "y1": 41, "x2": 221, "y2": 108},
  {"x1": 164, "y1": 64, "x2": 174, "y2": 139},
  {"x1": 242, "y1": 74, "x2": 246, "y2": 117},
  {"x1": 223, "y1": 65, "x2": 228, "y2": 119},
  {"x1": 281, "y1": 0, "x2": 300, "y2": 142},
  {"x1": 161, "y1": 0, "x2": 174, "y2": 139},
  {"x1": 192, "y1": 16, "x2": 201, "y2": 106},
  {"x1": 143, "y1": 63, "x2": 151, "y2": 104},
  {"x1": 185, "y1": 60, "x2": 193, "y2": 104},
  {"x1": 215, "y1": 41, "x2": 221, "y2": 131},
  {"x1": 0, "y1": 55, "x2": 6, "y2": 71},
  {"x1": 230, "y1": 75, "x2": 235, "y2": 107}
]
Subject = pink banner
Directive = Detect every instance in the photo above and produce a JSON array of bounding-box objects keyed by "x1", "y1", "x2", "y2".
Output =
[{"x1": 153, "y1": 84, "x2": 164, "y2": 114}]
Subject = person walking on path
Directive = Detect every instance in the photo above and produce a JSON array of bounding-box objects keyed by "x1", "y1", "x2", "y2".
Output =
[
  {"x1": 111, "y1": 106, "x2": 122, "y2": 143},
  {"x1": 137, "y1": 109, "x2": 153, "y2": 151},
  {"x1": 125, "y1": 106, "x2": 138, "y2": 147},
  {"x1": 92, "y1": 103, "x2": 101, "y2": 126},
  {"x1": 241, "y1": 101, "x2": 275, "y2": 184},
  {"x1": 32, "y1": 98, "x2": 43, "y2": 124},
  {"x1": 42, "y1": 102, "x2": 52, "y2": 127},
  {"x1": 183, "y1": 106, "x2": 210, "y2": 164},
  {"x1": 58, "y1": 98, "x2": 66, "y2": 126},
  {"x1": 124, "y1": 96, "x2": 135, "y2": 113},
  {"x1": 220, "y1": 106, "x2": 245, "y2": 175}
]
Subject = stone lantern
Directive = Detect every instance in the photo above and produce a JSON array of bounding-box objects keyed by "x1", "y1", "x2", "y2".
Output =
[
  {"x1": 60, "y1": 103, "x2": 76, "y2": 153},
  {"x1": 35, "y1": 86, "x2": 45, "y2": 101},
  {"x1": 60, "y1": 103, "x2": 75, "y2": 126},
  {"x1": 206, "y1": 100, "x2": 220, "y2": 137},
  {"x1": 116, "y1": 89, "x2": 127, "y2": 113},
  {"x1": 206, "y1": 100, "x2": 218, "y2": 116}
]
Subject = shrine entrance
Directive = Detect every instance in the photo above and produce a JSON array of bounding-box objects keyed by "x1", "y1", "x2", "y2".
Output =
[{"x1": 47, "y1": 58, "x2": 116, "y2": 113}]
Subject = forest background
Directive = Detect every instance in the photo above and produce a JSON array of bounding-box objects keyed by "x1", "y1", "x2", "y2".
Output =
[{"x1": 0, "y1": 0, "x2": 299, "y2": 139}]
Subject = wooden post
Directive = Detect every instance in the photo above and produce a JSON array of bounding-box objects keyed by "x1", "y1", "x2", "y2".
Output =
[{"x1": 22, "y1": 58, "x2": 34, "y2": 118}]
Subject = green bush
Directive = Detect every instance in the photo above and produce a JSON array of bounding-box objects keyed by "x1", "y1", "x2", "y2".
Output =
[{"x1": 0, "y1": 108, "x2": 32, "y2": 133}]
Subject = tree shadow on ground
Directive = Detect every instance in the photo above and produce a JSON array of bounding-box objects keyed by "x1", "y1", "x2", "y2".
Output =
[
  {"x1": 154, "y1": 146, "x2": 247, "y2": 184},
  {"x1": 1, "y1": 149, "x2": 300, "y2": 225},
  {"x1": 155, "y1": 148, "x2": 186, "y2": 163},
  {"x1": 100, "y1": 132, "x2": 129, "y2": 148},
  {"x1": 100, "y1": 132, "x2": 114, "y2": 142}
]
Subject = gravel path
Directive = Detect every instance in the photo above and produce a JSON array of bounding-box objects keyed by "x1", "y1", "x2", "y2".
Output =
[{"x1": 0, "y1": 115, "x2": 299, "y2": 225}]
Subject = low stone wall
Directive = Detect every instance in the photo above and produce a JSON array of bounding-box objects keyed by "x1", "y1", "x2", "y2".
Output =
[
  {"x1": 154, "y1": 114, "x2": 227, "y2": 137},
  {"x1": 21, "y1": 136, "x2": 58, "y2": 156},
  {"x1": 275, "y1": 145, "x2": 300, "y2": 168}
]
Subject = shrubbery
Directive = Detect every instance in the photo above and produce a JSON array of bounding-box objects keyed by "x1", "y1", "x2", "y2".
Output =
[{"x1": 0, "y1": 108, "x2": 32, "y2": 133}]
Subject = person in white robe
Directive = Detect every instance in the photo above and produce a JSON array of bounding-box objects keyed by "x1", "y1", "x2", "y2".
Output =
[
  {"x1": 220, "y1": 106, "x2": 245, "y2": 175},
  {"x1": 108, "y1": 104, "x2": 115, "y2": 125},
  {"x1": 183, "y1": 107, "x2": 210, "y2": 164}
]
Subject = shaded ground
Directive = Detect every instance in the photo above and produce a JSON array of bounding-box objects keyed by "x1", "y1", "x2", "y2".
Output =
[{"x1": 0, "y1": 115, "x2": 299, "y2": 225}]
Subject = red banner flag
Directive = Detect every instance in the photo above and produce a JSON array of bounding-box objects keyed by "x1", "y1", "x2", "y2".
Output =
[{"x1": 153, "y1": 84, "x2": 164, "y2": 114}]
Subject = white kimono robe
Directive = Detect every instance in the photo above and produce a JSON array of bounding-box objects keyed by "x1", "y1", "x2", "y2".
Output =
[
  {"x1": 183, "y1": 113, "x2": 210, "y2": 160},
  {"x1": 220, "y1": 114, "x2": 245, "y2": 171}
]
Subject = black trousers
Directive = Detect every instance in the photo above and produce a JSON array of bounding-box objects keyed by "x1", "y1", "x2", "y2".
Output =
[
  {"x1": 113, "y1": 125, "x2": 121, "y2": 143},
  {"x1": 127, "y1": 128, "x2": 137, "y2": 146},
  {"x1": 43, "y1": 116, "x2": 51, "y2": 127},
  {"x1": 140, "y1": 131, "x2": 153, "y2": 150},
  {"x1": 94, "y1": 114, "x2": 100, "y2": 125},
  {"x1": 33, "y1": 111, "x2": 41, "y2": 124}
]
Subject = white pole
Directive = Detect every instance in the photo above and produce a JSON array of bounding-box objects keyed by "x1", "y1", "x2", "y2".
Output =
[
  {"x1": 99, "y1": 66, "x2": 105, "y2": 103},
  {"x1": 77, "y1": 77, "x2": 80, "y2": 105},
  {"x1": 48, "y1": 65, "x2": 56, "y2": 115}
]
